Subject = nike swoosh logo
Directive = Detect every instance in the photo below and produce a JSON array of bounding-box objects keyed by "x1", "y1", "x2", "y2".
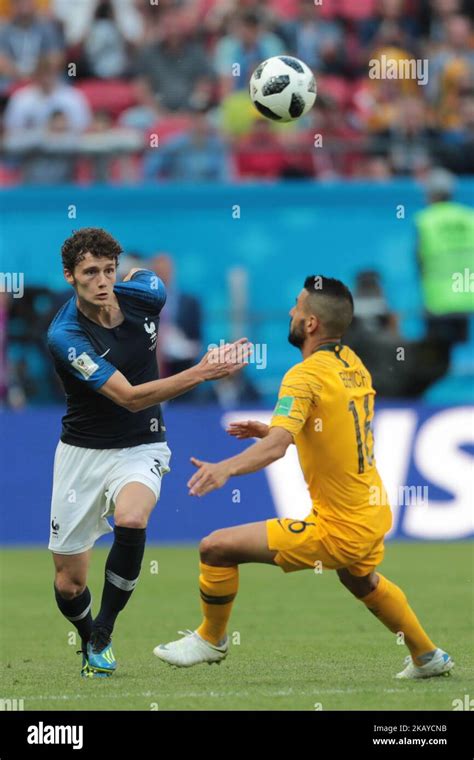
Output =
[{"x1": 100, "y1": 349, "x2": 111, "y2": 358}]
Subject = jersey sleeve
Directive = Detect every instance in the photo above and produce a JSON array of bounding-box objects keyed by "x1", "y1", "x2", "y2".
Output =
[
  {"x1": 118, "y1": 269, "x2": 167, "y2": 314},
  {"x1": 47, "y1": 326, "x2": 117, "y2": 391},
  {"x1": 270, "y1": 363, "x2": 318, "y2": 439}
]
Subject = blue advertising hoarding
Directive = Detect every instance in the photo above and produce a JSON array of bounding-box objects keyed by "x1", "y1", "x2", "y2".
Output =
[{"x1": 1, "y1": 404, "x2": 472, "y2": 546}]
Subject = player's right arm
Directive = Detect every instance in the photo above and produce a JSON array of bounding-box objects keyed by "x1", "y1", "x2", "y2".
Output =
[{"x1": 100, "y1": 341, "x2": 250, "y2": 411}]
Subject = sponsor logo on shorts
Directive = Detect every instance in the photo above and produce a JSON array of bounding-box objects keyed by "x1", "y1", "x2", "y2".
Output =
[
  {"x1": 150, "y1": 459, "x2": 163, "y2": 478},
  {"x1": 51, "y1": 517, "x2": 60, "y2": 537}
]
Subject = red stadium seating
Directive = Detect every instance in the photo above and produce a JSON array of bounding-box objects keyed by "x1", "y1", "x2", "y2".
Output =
[
  {"x1": 145, "y1": 115, "x2": 193, "y2": 146},
  {"x1": 315, "y1": 0, "x2": 376, "y2": 18},
  {"x1": 317, "y1": 75, "x2": 350, "y2": 108},
  {"x1": 337, "y1": 0, "x2": 377, "y2": 19},
  {"x1": 76, "y1": 79, "x2": 137, "y2": 120}
]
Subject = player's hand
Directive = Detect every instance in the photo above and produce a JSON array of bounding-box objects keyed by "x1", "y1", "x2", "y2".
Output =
[
  {"x1": 188, "y1": 457, "x2": 232, "y2": 497},
  {"x1": 227, "y1": 420, "x2": 269, "y2": 439},
  {"x1": 196, "y1": 338, "x2": 252, "y2": 381}
]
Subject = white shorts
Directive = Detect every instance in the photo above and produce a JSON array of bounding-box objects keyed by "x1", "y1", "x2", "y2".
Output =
[{"x1": 49, "y1": 440, "x2": 171, "y2": 555}]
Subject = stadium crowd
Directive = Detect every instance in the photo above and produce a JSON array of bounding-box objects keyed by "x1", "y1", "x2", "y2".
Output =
[{"x1": 0, "y1": 0, "x2": 473, "y2": 184}]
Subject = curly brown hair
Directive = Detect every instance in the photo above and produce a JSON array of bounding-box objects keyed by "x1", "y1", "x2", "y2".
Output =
[{"x1": 61, "y1": 228, "x2": 123, "y2": 272}]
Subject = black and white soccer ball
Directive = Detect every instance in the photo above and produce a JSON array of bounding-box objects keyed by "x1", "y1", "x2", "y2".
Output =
[{"x1": 249, "y1": 55, "x2": 317, "y2": 123}]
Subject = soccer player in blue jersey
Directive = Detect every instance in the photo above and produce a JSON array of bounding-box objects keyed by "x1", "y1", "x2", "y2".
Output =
[{"x1": 47, "y1": 227, "x2": 248, "y2": 678}]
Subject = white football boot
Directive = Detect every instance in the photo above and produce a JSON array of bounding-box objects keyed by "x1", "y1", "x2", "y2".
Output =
[
  {"x1": 395, "y1": 648, "x2": 454, "y2": 679},
  {"x1": 153, "y1": 630, "x2": 228, "y2": 668}
]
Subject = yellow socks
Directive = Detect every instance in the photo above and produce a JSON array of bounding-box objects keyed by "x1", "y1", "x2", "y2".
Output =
[
  {"x1": 196, "y1": 562, "x2": 239, "y2": 646},
  {"x1": 361, "y1": 574, "x2": 436, "y2": 664}
]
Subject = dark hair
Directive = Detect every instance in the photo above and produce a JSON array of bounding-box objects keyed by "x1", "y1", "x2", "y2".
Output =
[
  {"x1": 240, "y1": 11, "x2": 261, "y2": 26},
  {"x1": 61, "y1": 228, "x2": 122, "y2": 272},
  {"x1": 303, "y1": 275, "x2": 354, "y2": 336}
]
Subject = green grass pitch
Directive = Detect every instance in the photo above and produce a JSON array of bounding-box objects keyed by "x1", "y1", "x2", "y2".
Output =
[{"x1": 0, "y1": 542, "x2": 472, "y2": 711}]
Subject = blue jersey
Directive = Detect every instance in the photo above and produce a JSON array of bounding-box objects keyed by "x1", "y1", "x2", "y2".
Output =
[{"x1": 47, "y1": 270, "x2": 167, "y2": 449}]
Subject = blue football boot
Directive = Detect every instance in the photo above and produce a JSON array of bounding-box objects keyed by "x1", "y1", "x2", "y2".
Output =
[{"x1": 87, "y1": 627, "x2": 117, "y2": 677}]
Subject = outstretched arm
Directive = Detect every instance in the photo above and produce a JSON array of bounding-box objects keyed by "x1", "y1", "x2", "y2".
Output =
[
  {"x1": 188, "y1": 426, "x2": 293, "y2": 496},
  {"x1": 99, "y1": 338, "x2": 251, "y2": 412}
]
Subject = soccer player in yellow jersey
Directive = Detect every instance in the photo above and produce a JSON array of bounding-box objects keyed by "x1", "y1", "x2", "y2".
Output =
[{"x1": 154, "y1": 276, "x2": 454, "y2": 679}]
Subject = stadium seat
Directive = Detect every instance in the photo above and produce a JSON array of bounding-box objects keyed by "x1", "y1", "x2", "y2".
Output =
[
  {"x1": 145, "y1": 115, "x2": 193, "y2": 145},
  {"x1": 0, "y1": 163, "x2": 21, "y2": 186},
  {"x1": 310, "y1": 0, "x2": 376, "y2": 19},
  {"x1": 317, "y1": 76, "x2": 350, "y2": 108},
  {"x1": 76, "y1": 79, "x2": 138, "y2": 121},
  {"x1": 338, "y1": 0, "x2": 377, "y2": 20}
]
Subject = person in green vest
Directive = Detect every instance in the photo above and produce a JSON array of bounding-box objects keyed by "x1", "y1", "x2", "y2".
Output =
[{"x1": 415, "y1": 168, "x2": 474, "y2": 349}]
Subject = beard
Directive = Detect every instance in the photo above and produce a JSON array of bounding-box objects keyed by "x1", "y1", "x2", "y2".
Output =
[{"x1": 288, "y1": 318, "x2": 306, "y2": 348}]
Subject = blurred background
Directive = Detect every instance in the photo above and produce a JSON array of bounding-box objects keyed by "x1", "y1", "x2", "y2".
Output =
[{"x1": 0, "y1": 0, "x2": 473, "y2": 545}]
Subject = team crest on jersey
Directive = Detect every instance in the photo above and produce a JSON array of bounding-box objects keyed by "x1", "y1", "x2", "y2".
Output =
[
  {"x1": 144, "y1": 318, "x2": 157, "y2": 350},
  {"x1": 71, "y1": 352, "x2": 99, "y2": 380}
]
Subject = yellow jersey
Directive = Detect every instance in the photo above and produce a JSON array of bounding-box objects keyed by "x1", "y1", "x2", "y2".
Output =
[{"x1": 270, "y1": 342, "x2": 392, "y2": 542}]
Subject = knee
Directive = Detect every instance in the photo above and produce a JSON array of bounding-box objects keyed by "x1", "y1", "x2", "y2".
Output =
[
  {"x1": 199, "y1": 531, "x2": 230, "y2": 566},
  {"x1": 114, "y1": 512, "x2": 148, "y2": 530},
  {"x1": 54, "y1": 573, "x2": 85, "y2": 600},
  {"x1": 338, "y1": 569, "x2": 378, "y2": 599}
]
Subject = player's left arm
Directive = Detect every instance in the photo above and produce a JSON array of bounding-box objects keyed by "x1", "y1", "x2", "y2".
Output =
[
  {"x1": 119, "y1": 268, "x2": 167, "y2": 313},
  {"x1": 122, "y1": 267, "x2": 147, "y2": 282},
  {"x1": 188, "y1": 427, "x2": 293, "y2": 497}
]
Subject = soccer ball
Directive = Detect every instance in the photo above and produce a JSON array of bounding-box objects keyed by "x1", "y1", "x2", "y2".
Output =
[{"x1": 249, "y1": 56, "x2": 317, "y2": 123}]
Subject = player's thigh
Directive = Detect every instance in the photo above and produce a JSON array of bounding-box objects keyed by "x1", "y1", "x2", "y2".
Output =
[
  {"x1": 114, "y1": 482, "x2": 158, "y2": 528},
  {"x1": 52, "y1": 549, "x2": 91, "y2": 592},
  {"x1": 266, "y1": 516, "x2": 343, "y2": 573},
  {"x1": 201, "y1": 521, "x2": 279, "y2": 566},
  {"x1": 339, "y1": 535, "x2": 386, "y2": 597},
  {"x1": 108, "y1": 441, "x2": 171, "y2": 528}
]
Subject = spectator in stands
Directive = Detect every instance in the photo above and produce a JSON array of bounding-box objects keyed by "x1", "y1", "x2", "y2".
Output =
[
  {"x1": 234, "y1": 118, "x2": 284, "y2": 179},
  {"x1": 422, "y1": 0, "x2": 464, "y2": 44},
  {"x1": 415, "y1": 168, "x2": 474, "y2": 350},
  {"x1": 282, "y1": 0, "x2": 346, "y2": 74},
  {"x1": 53, "y1": 0, "x2": 143, "y2": 79},
  {"x1": 135, "y1": 8, "x2": 214, "y2": 112},
  {"x1": 428, "y1": 14, "x2": 474, "y2": 129},
  {"x1": 0, "y1": 0, "x2": 49, "y2": 17},
  {"x1": 143, "y1": 107, "x2": 230, "y2": 182},
  {"x1": 0, "y1": 0, "x2": 64, "y2": 93},
  {"x1": 147, "y1": 253, "x2": 203, "y2": 385},
  {"x1": 355, "y1": 154, "x2": 393, "y2": 179},
  {"x1": 3, "y1": 56, "x2": 91, "y2": 135},
  {"x1": 357, "y1": 0, "x2": 420, "y2": 50},
  {"x1": 214, "y1": 10, "x2": 284, "y2": 98},
  {"x1": 118, "y1": 77, "x2": 161, "y2": 131},
  {"x1": 5, "y1": 108, "x2": 78, "y2": 184},
  {"x1": 372, "y1": 95, "x2": 439, "y2": 176},
  {"x1": 308, "y1": 97, "x2": 362, "y2": 177},
  {"x1": 438, "y1": 90, "x2": 474, "y2": 173}
]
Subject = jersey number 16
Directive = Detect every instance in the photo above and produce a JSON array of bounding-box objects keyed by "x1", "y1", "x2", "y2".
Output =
[{"x1": 348, "y1": 395, "x2": 375, "y2": 474}]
